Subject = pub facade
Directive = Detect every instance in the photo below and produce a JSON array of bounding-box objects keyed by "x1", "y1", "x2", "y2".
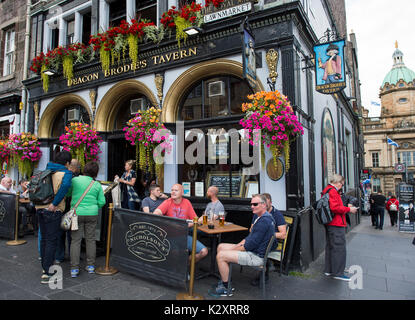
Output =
[{"x1": 23, "y1": 0, "x2": 362, "y2": 270}]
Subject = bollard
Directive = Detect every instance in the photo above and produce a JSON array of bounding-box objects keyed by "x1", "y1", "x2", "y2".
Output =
[
  {"x1": 96, "y1": 203, "x2": 118, "y2": 275},
  {"x1": 7, "y1": 192, "x2": 27, "y2": 246},
  {"x1": 176, "y1": 217, "x2": 204, "y2": 300}
]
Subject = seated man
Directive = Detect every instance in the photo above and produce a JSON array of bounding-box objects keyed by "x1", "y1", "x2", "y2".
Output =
[
  {"x1": 18, "y1": 179, "x2": 37, "y2": 234},
  {"x1": 203, "y1": 186, "x2": 225, "y2": 221},
  {"x1": 0, "y1": 176, "x2": 28, "y2": 237},
  {"x1": 153, "y1": 184, "x2": 208, "y2": 264},
  {"x1": 209, "y1": 194, "x2": 275, "y2": 297},
  {"x1": 250, "y1": 193, "x2": 286, "y2": 286},
  {"x1": 141, "y1": 184, "x2": 168, "y2": 213}
]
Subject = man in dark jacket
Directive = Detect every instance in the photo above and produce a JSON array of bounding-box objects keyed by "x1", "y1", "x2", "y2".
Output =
[
  {"x1": 36, "y1": 151, "x2": 72, "y2": 284},
  {"x1": 323, "y1": 174, "x2": 358, "y2": 282},
  {"x1": 209, "y1": 194, "x2": 275, "y2": 297},
  {"x1": 371, "y1": 190, "x2": 387, "y2": 230}
]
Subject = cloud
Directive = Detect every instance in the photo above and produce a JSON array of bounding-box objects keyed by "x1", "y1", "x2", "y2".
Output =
[{"x1": 346, "y1": 0, "x2": 415, "y2": 117}]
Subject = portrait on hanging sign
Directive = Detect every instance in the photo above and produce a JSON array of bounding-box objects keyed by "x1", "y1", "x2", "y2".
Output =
[
  {"x1": 314, "y1": 40, "x2": 346, "y2": 94},
  {"x1": 243, "y1": 28, "x2": 256, "y2": 88}
]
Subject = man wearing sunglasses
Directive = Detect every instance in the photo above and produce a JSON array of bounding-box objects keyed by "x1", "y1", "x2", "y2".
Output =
[{"x1": 209, "y1": 194, "x2": 275, "y2": 297}]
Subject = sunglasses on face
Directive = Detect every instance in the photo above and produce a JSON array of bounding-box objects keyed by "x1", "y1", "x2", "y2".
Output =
[{"x1": 250, "y1": 202, "x2": 263, "y2": 207}]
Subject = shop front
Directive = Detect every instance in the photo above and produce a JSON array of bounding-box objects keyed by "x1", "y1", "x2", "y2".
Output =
[{"x1": 23, "y1": 1, "x2": 361, "y2": 271}]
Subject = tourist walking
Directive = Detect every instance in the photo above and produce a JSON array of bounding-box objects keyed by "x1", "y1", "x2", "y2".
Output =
[
  {"x1": 322, "y1": 174, "x2": 358, "y2": 282},
  {"x1": 371, "y1": 190, "x2": 387, "y2": 230},
  {"x1": 386, "y1": 195, "x2": 399, "y2": 227},
  {"x1": 35, "y1": 151, "x2": 73, "y2": 284},
  {"x1": 68, "y1": 161, "x2": 105, "y2": 277}
]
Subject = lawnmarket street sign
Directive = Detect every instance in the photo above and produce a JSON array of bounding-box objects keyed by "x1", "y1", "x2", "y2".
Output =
[{"x1": 203, "y1": 0, "x2": 253, "y2": 23}]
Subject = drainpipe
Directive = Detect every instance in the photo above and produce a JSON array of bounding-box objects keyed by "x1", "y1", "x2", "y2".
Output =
[{"x1": 21, "y1": 0, "x2": 32, "y2": 133}]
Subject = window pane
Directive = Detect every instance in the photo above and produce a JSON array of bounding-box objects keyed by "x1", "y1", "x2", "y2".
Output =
[
  {"x1": 180, "y1": 83, "x2": 203, "y2": 121},
  {"x1": 82, "y1": 12, "x2": 92, "y2": 45},
  {"x1": 230, "y1": 77, "x2": 252, "y2": 115},
  {"x1": 204, "y1": 78, "x2": 229, "y2": 118},
  {"x1": 67, "y1": 20, "x2": 75, "y2": 44},
  {"x1": 109, "y1": 0, "x2": 126, "y2": 26},
  {"x1": 136, "y1": 0, "x2": 156, "y2": 22}
]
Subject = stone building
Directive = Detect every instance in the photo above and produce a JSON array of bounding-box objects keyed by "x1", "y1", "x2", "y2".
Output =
[
  {"x1": 363, "y1": 42, "x2": 415, "y2": 196},
  {"x1": 22, "y1": 0, "x2": 362, "y2": 270}
]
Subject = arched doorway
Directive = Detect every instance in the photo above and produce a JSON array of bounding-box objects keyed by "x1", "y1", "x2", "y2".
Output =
[
  {"x1": 38, "y1": 94, "x2": 92, "y2": 160},
  {"x1": 95, "y1": 80, "x2": 158, "y2": 193}
]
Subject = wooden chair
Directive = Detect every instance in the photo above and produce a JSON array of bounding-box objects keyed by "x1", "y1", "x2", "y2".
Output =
[
  {"x1": 227, "y1": 235, "x2": 276, "y2": 299},
  {"x1": 268, "y1": 224, "x2": 290, "y2": 275}
]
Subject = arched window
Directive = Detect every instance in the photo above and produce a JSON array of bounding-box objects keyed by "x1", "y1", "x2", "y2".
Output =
[
  {"x1": 321, "y1": 108, "x2": 337, "y2": 187},
  {"x1": 113, "y1": 93, "x2": 151, "y2": 130},
  {"x1": 51, "y1": 104, "x2": 90, "y2": 138},
  {"x1": 178, "y1": 76, "x2": 257, "y2": 198}
]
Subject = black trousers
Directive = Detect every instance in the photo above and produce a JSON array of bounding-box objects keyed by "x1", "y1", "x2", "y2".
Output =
[
  {"x1": 324, "y1": 226, "x2": 346, "y2": 277},
  {"x1": 388, "y1": 210, "x2": 398, "y2": 226}
]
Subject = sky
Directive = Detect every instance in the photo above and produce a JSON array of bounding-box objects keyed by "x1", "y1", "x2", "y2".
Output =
[{"x1": 345, "y1": 0, "x2": 415, "y2": 117}]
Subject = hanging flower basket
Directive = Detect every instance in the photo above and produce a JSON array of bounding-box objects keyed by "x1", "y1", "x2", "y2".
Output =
[
  {"x1": 59, "y1": 122, "x2": 103, "y2": 169},
  {"x1": 239, "y1": 91, "x2": 304, "y2": 172},
  {"x1": 0, "y1": 138, "x2": 11, "y2": 175},
  {"x1": 123, "y1": 107, "x2": 172, "y2": 177},
  {"x1": 161, "y1": 3, "x2": 203, "y2": 47},
  {"x1": 8, "y1": 133, "x2": 42, "y2": 178}
]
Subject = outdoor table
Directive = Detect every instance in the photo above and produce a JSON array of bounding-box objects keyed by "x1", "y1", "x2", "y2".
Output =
[{"x1": 197, "y1": 220, "x2": 248, "y2": 279}]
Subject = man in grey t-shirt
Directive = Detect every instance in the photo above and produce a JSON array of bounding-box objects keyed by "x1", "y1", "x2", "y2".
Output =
[
  {"x1": 204, "y1": 186, "x2": 225, "y2": 220},
  {"x1": 141, "y1": 184, "x2": 168, "y2": 213}
]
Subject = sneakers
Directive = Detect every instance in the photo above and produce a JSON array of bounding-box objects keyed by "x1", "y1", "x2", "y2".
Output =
[
  {"x1": 41, "y1": 274, "x2": 51, "y2": 284},
  {"x1": 324, "y1": 272, "x2": 331, "y2": 276},
  {"x1": 71, "y1": 269, "x2": 80, "y2": 278},
  {"x1": 332, "y1": 274, "x2": 351, "y2": 282},
  {"x1": 211, "y1": 280, "x2": 236, "y2": 292},
  {"x1": 208, "y1": 283, "x2": 234, "y2": 297},
  {"x1": 85, "y1": 265, "x2": 95, "y2": 274}
]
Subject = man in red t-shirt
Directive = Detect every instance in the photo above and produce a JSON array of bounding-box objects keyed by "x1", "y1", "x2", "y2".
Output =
[{"x1": 154, "y1": 184, "x2": 208, "y2": 263}]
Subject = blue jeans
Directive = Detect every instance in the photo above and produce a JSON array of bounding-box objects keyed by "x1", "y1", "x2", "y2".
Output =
[
  {"x1": 375, "y1": 206, "x2": 385, "y2": 229},
  {"x1": 37, "y1": 209, "x2": 63, "y2": 275},
  {"x1": 187, "y1": 235, "x2": 206, "y2": 254}
]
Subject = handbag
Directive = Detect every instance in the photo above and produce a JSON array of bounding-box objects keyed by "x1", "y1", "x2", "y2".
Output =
[{"x1": 61, "y1": 180, "x2": 95, "y2": 231}]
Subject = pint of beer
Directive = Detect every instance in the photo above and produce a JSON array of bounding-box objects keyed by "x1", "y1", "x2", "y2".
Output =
[
  {"x1": 203, "y1": 213, "x2": 208, "y2": 225},
  {"x1": 219, "y1": 211, "x2": 225, "y2": 227}
]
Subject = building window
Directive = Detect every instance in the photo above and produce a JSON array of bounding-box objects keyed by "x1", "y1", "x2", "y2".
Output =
[
  {"x1": 178, "y1": 0, "x2": 193, "y2": 8},
  {"x1": 109, "y1": 0, "x2": 126, "y2": 27},
  {"x1": 30, "y1": 14, "x2": 44, "y2": 70},
  {"x1": 322, "y1": 109, "x2": 337, "y2": 187},
  {"x1": 82, "y1": 12, "x2": 92, "y2": 45},
  {"x1": 66, "y1": 19, "x2": 75, "y2": 45},
  {"x1": 51, "y1": 105, "x2": 91, "y2": 138},
  {"x1": 372, "y1": 178, "x2": 381, "y2": 193},
  {"x1": 399, "y1": 97, "x2": 408, "y2": 104},
  {"x1": 397, "y1": 151, "x2": 414, "y2": 166},
  {"x1": 372, "y1": 152, "x2": 379, "y2": 168},
  {"x1": 0, "y1": 121, "x2": 10, "y2": 138},
  {"x1": 136, "y1": 0, "x2": 157, "y2": 22},
  {"x1": 3, "y1": 29, "x2": 15, "y2": 76},
  {"x1": 178, "y1": 75, "x2": 256, "y2": 198}
]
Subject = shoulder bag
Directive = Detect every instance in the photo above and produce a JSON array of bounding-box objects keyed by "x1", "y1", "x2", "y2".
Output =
[{"x1": 61, "y1": 180, "x2": 95, "y2": 231}]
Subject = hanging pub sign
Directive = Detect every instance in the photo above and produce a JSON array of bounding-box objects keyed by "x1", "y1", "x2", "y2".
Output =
[
  {"x1": 313, "y1": 39, "x2": 346, "y2": 94},
  {"x1": 242, "y1": 22, "x2": 256, "y2": 89}
]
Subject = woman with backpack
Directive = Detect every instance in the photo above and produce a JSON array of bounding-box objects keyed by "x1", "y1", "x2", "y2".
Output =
[
  {"x1": 386, "y1": 195, "x2": 399, "y2": 227},
  {"x1": 115, "y1": 160, "x2": 141, "y2": 211}
]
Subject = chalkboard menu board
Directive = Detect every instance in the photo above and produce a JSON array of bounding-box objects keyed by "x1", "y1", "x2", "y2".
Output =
[{"x1": 206, "y1": 172, "x2": 245, "y2": 197}]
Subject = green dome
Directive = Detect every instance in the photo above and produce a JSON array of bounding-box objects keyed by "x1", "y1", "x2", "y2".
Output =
[
  {"x1": 382, "y1": 44, "x2": 415, "y2": 87},
  {"x1": 382, "y1": 66, "x2": 415, "y2": 87}
]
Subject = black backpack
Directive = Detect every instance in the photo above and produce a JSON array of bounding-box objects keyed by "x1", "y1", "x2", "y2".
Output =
[
  {"x1": 313, "y1": 187, "x2": 334, "y2": 225},
  {"x1": 28, "y1": 170, "x2": 55, "y2": 205}
]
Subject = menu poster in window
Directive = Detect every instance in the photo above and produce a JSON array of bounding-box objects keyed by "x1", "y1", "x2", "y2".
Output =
[
  {"x1": 206, "y1": 172, "x2": 245, "y2": 198},
  {"x1": 245, "y1": 181, "x2": 259, "y2": 199},
  {"x1": 183, "y1": 182, "x2": 191, "y2": 197},
  {"x1": 195, "y1": 182, "x2": 204, "y2": 197}
]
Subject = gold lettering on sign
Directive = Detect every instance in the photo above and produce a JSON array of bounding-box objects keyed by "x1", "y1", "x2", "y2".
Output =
[{"x1": 66, "y1": 47, "x2": 198, "y2": 88}]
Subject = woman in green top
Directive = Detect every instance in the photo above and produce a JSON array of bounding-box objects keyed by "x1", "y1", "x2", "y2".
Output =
[{"x1": 68, "y1": 161, "x2": 106, "y2": 277}]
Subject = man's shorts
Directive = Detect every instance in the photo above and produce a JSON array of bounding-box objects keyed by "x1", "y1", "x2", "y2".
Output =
[
  {"x1": 238, "y1": 251, "x2": 263, "y2": 267},
  {"x1": 187, "y1": 235, "x2": 206, "y2": 254}
]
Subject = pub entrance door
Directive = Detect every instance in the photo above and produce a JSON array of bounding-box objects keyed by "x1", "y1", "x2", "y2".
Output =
[{"x1": 107, "y1": 133, "x2": 136, "y2": 181}]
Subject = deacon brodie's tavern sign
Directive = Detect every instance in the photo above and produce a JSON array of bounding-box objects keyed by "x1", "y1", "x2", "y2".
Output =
[{"x1": 67, "y1": 47, "x2": 198, "y2": 87}]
